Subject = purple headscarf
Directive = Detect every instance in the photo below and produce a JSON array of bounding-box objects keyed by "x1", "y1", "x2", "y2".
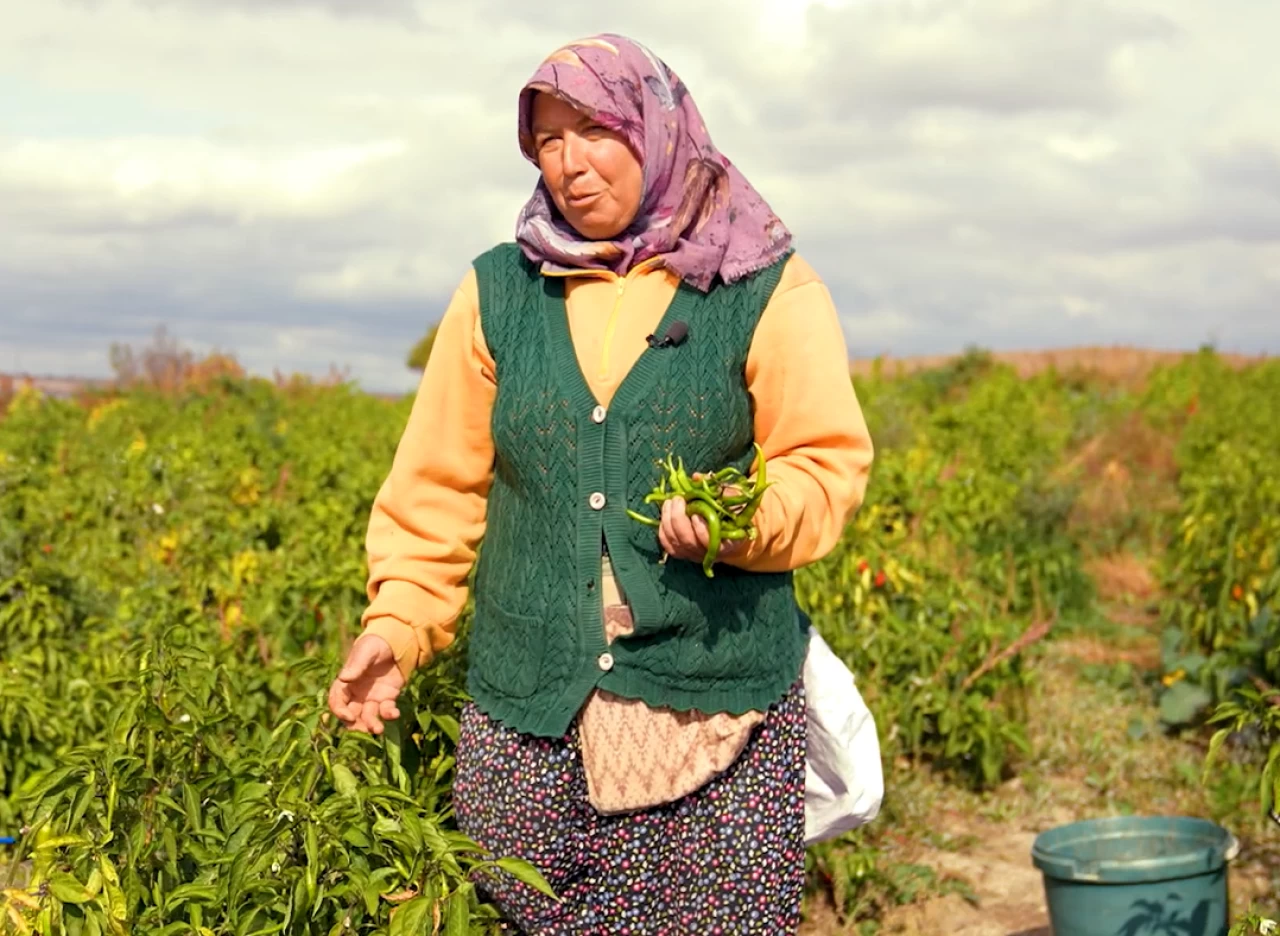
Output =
[{"x1": 514, "y1": 34, "x2": 792, "y2": 292}]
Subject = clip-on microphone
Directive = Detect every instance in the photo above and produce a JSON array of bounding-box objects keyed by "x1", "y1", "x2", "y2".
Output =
[{"x1": 646, "y1": 321, "x2": 689, "y2": 349}]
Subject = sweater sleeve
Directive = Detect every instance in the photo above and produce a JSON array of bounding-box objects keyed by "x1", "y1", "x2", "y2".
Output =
[
  {"x1": 725, "y1": 254, "x2": 875, "y2": 573},
  {"x1": 360, "y1": 269, "x2": 497, "y2": 682}
]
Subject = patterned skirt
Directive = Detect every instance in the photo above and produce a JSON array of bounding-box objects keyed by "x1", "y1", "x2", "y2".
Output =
[{"x1": 452, "y1": 678, "x2": 807, "y2": 935}]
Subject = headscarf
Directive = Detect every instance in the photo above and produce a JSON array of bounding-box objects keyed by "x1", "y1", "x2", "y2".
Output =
[{"x1": 514, "y1": 34, "x2": 792, "y2": 292}]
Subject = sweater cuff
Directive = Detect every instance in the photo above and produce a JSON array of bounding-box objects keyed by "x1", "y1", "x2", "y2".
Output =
[{"x1": 361, "y1": 617, "x2": 422, "y2": 684}]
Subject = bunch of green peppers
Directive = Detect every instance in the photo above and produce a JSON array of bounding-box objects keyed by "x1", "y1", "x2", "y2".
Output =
[{"x1": 627, "y1": 443, "x2": 771, "y2": 578}]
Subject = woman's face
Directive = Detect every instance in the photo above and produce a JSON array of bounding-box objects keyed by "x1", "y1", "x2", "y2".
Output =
[{"x1": 530, "y1": 92, "x2": 643, "y2": 241}]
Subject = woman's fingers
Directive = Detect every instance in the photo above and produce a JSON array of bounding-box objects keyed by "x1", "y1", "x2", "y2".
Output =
[
  {"x1": 361, "y1": 698, "x2": 385, "y2": 735},
  {"x1": 329, "y1": 634, "x2": 404, "y2": 733},
  {"x1": 718, "y1": 535, "x2": 747, "y2": 558},
  {"x1": 666, "y1": 497, "x2": 700, "y2": 556},
  {"x1": 659, "y1": 497, "x2": 737, "y2": 563},
  {"x1": 327, "y1": 679, "x2": 357, "y2": 724},
  {"x1": 379, "y1": 697, "x2": 401, "y2": 722},
  {"x1": 660, "y1": 498, "x2": 690, "y2": 556},
  {"x1": 689, "y1": 512, "x2": 710, "y2": 549}
]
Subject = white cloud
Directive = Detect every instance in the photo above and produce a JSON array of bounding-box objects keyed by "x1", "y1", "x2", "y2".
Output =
[
  {"x1": 1, "y1": 137, "x2": 411, "y2": 222},
  {"x1": 0, "y1": 0, "x2": 1277, "y2": 393}
]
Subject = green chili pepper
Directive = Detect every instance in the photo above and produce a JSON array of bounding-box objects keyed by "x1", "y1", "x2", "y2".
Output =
[
  {"x1": 673, "y1": 468, "x2": 694, "y2": 497},
  {"x1": 712, "y1": 465, "x2": 744, "y2": 484},
  {"x1": 688, "y1": 480, "x2": 739, "y2": 519},
  {"x1": 685, "y1": 500, "x2": 722, "y2": 578},
  {"x1": 629, "y1": 446, "x2": 773, "y2": 576},
  {"x1": 750, "y1": 443, "x2": 767, "y2": 493},
  {"x1": 732, "y1": 488, "x2": 767, "y2": 527}
]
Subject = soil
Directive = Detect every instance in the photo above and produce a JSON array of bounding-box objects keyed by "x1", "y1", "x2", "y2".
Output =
[{"x1": 796, "y1": 821, "x2": 1052, "y2": 936}]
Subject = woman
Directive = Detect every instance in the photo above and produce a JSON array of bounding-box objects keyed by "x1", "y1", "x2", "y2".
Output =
[{"x1": 328, "y1": 33, "x2": 874, "y2": 934}]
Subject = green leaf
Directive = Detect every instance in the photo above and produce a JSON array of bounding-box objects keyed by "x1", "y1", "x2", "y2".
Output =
[
  {"x1": 382, "y1": 719, "x2": 412, "y2": 795},
  {"x1": 361, "y1": 878, "x2": 382, "y2": 916},
  {"x1": 444, "y1": 884, "x2": 471, "y2": 936},
  {"x1": 164, "y1": 884, "x2": 219, "y2": 910},
  {"x1": 49, "y1": 872, "x2": 95, "y2": 904},
  {"x1": 162, "y1": 827, "x2": 180, "y2": 879},
  {"x1": 34, "y1": 834, "x2": 92, "y2": 851},
  {"x1": 331, "y1": 763, "x2": 359, "y2": 799},
  {"x1": 1165, "y1": 653, "x2": 1208, "y2": 679},
  {"x1": 433, "y1": 714, "x2": 460, "y2": 745},
  {"x1": 21, "y1": 765, "x2": 78, "y2": 804},
  {"x1": 493, "y1": 857, "x2": 558, "y2": 901},
  {"x1": 98, "y1": 857, "x2": 129, "y2": 932},
  {"x1": 1159, "y1": 681, "x2": 1213, "y2": 727},
  {"x1": 388, "y1": 894, "x2": 434, "y2": 936},
  {"x1": 373, "y1": 815, "x2": 402, "y2": 837},
  {"x1": 234, "y1": 782, "x2": 271, "y2": 806},
  {"x1": 305, "y1": 822, "x2": 320, "y2": 904},
  {"x1": 69, "y1": 782, "x2": 95, "y2": 830},
  {"x1": 341, "y1": 826, "x2": 372, "y2": 849},
  {"x1": 150, "y1": 924, "x2": 194, "y2": 936},
  {"x1": 1262, "y1": 744, "x2": 1279, "y2": 816},
  {"x1": 183, "y1": 782, "x2": 203, "y2": 831}
]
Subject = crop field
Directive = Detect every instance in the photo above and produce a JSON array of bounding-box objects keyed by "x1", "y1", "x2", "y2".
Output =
[{"x1": 1, "y1": 347, "x2": 1277, "y2": 935}]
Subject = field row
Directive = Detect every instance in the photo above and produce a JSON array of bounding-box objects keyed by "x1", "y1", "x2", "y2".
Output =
[{"x1": 1, "y1": 349, "x2": 1276, "y2": 933}]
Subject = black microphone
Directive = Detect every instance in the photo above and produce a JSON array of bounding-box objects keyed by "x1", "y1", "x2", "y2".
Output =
[{"x1": 646, "y1": 321, "x2": 689, "y2": 349}]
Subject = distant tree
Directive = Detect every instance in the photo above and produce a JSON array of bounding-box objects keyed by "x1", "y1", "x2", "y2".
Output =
[
  {"x1": 109, "y1": 325, "x2": 243, "y2": 391},
  {"x1": 406, "y1": 323, "x2": 442, "y2": 371}
]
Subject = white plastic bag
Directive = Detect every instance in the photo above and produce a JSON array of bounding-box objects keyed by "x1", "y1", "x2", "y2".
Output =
[{"x1": 803, "y1": 624, "x2": 884, "y2": 844}]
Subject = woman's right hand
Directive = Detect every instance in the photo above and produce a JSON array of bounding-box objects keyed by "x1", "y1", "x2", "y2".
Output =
[
  {"x1": 327, "y1": 633, "x2": 405, "y2": 735},
  {"x1": 658, "y1": 493, "x2": 749, "y2": 567}
]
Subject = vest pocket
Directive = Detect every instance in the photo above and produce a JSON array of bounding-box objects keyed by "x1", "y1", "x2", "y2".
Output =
[{"x1": 469, "y1": 592, "x2": 546, "y2": 699}]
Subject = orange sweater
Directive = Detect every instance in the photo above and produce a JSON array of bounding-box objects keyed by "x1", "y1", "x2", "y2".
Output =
[{"x1": 361, "y1": 252, "x2": 875, "y2": 682}]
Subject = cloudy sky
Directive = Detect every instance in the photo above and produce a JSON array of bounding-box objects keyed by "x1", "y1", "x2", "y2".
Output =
[{"x1": 2, "y1": 0, "x2": 1277, "y2": 393}]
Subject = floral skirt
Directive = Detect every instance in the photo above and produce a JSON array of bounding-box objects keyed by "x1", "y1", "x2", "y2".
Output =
[{"x1": 452, "y1": 678, "x2": 807, "y2": 935}]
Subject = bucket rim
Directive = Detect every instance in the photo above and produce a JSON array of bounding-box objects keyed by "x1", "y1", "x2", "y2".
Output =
[{"x1": 1031, "y1": 815, "x2": 1238, "y2": 885}]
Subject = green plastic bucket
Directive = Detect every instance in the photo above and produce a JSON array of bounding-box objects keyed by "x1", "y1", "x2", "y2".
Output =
[{"x1": 1031, "y1": 815, "x2": 1239, "y2": 936}]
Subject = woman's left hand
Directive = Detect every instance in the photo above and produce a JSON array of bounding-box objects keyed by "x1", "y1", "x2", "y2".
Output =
[{"x1": 658, "y1": 494, "x2": 749, "y2": 567}]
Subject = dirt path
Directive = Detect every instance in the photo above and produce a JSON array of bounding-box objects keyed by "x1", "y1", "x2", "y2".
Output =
[{"x1": 877, "y1": 824, "x2": 1049, "y2": 935}]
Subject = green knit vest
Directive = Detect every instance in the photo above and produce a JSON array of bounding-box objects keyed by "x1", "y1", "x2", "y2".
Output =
[{"x1": 467, "y1": 243, "x2": 808, "y2": 738}]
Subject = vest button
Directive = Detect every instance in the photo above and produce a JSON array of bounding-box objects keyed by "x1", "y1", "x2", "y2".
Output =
[
  {"x1": 597, "y1": 652, "x2": 614, "y2": 671},
  {"x1": 589, "y1": 492, "x2": 606, "y2": 510},
  {"x1": 591, "y1": 405, "x2": 607, "y2": 424}
]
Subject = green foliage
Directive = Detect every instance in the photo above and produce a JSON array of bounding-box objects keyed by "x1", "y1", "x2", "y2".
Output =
[
  {"x1": 0, "y1": 379, "x2": 553, "y2": 933},
  {"x1": 1157, "y1": 358, "x2": 1280, "y2": 657},
  {"x1": 798, "y1": 508, "x2": 1034, "y2": 790},
  {"x1": 3, "y1": 629, "x2": 538, "y2": 935},
  {"x1": 2, "y1": 347, "x2": 1277, "y2": 931},
  {"x1": 804, "y1": 833, "x2": 976, "y2": 931},
  {"x1": 799, "y1": 362, "x2": 1100, "y2": 793},
  {"x1": 854, "y1": 362, "x2": 1095, "y2": 621},
  {"x1": 0, "y1": 380, "x2": 412, "y2": 828},
  {"x1": 405, "y1": 324, "x2": 441, "y2": 372},
  {"x1": 1143, "y1": 355, "x2": 1280, "y2": 822},
  {"x1": 1228, "y1": 908, "x2": 1279, "y2": 936}
]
